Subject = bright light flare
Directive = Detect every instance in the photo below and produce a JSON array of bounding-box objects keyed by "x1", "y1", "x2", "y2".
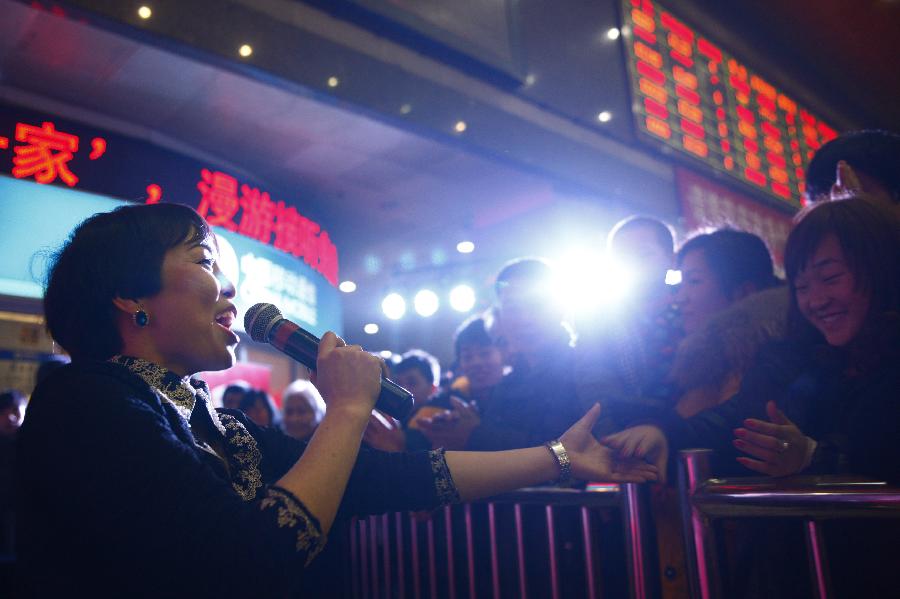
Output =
[
  {"x1": 414, "y1": 289, "x2": 439, "y2": 317},
  {"x1": 449, "y1": 285, "x2": 476, "y2": 312},
  {"x1": 364, "y1": 323, "x2": 379, "y2": 334},
  {"x1": 138, "y1": 6, "x2": 152, "y2": 19},
  {"x1": 238, "y1": 44, "x2": 253, "y2": 57},
  {"x1": 606, "y1": 27, "x2": 621, "y2": 40},
  {"x1": 554, "y1": 249, "x2": 634, "y2": 316},
  {"x1": 338, "y1": 280, "x2": 357, "y2": 293},
  {"x1": 382, "y1": 293, "x2": 406, "y2": 320}
]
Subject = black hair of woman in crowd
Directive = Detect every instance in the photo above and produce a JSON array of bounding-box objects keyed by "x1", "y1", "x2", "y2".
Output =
[{"x1": 18, "y1": 202, "x2": 657, "y2": 597}]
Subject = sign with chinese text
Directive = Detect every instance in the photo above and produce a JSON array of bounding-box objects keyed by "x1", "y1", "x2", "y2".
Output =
[
  {"x1": 676, "y1": 167, "x2": 792, "y2": 270},
  {"x1": 623, "y1": 0, "x2": 839, "y2": 208},
  {"x1": 0, "y1": 103, "x2": 338, "y2": 285},
  {"x1": 0, "y1": 176, "x2": 341, "y2": 337}
]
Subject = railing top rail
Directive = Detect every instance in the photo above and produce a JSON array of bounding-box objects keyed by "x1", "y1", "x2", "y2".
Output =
[
  {"x1": 679, "y1": 449, "x2": 900, "y2": 518},
  {"x1": 483, "y1": 484, "x2": 623, "y2": 507}
]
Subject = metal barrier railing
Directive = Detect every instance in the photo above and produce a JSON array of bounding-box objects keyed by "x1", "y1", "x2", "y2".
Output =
[
  {"x1": 347, "y1": 484, "x2": 658, "y2": 599},
  {"x1": 677, "y1": 449, "x2": 900, "y2": 599}
]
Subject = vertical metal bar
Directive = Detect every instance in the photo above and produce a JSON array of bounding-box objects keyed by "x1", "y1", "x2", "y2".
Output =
[
  {"x1": 488, "y1": 503, "x2": 501, "y2": 599},
  {"x1": 546, "y1": 504, "x2": 560, "y2": 599},
  {"x1": 396, "y1": 513, "x2": 406, "y2": 599},
  {"x1": 678, "y1": 449, "x2": 721, "y2": 599},
  {"x1": 514, "y1": 503, "x2": 528, "y2": 599},
  {"x1": 351, "y1": 518, "x2": 361, "y2": 599},
  {"x1": 581, "y1": 506, "x2": 598, "y2": 599},
  {"x1": 427, "y1": 516, "x2": 438, "y2": 599},
  {"x1": 411, "y1": 514, "x2": 422, "y2": 599},
  {"x1": 360, "y1": 519, "x2": 371, "y2": 599},
  {"x1": 465, "y1": 503, "x2": 477, "y2": 599},
  {"x1": 621, "y1": 483, "x2": 648, "y2": 599},
  {"x1": 370, "y1": 515, "x2": 380, "y2": 599},
  {"x1": 804, "y1": 520, "x2": 832, "y2": 599},
  {"x1": 383, "y1": 514, "x2": 392, "y2": 599},
  {"x1": 445, "y1": 506, "x2": 457, "y2": 599}
]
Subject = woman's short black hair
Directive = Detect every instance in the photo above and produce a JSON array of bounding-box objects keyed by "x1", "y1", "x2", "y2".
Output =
[
  {"x1": 677, "y1": 229, "x2": 778, "y2": 299},
  {"x1": 43, "y1": 203, "x2": 210, "y2": 361},
  {"x1": 784, "y1": 195, "x2": 900, "y2": 344}
]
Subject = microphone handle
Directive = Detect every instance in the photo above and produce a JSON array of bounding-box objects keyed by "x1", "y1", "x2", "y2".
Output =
[{"x1": 268, "y1": 319, "x2": 413, "y2": 421}]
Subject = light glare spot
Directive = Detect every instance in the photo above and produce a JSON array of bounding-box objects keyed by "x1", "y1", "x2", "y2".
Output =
[
  {"x1": 382, "y1": 293, "x2": 406, "y2": 320},
  {"x1": 339, "y1": 280, "x2": 357, "y2": 293},
  {"x1": 456, "y1": 240, "x2": 475, "y2": 254},
  {"x1": 414, "y1": 289, "x2": 439, "y2": 317},
  {"x1": 364, "y1": 323, "x2": 379, "y2": 334},
  {"x1": 239, "y1": 44, "x2": 253, "y2": 58},
  {"x1": 449, "y1": 285, "x2": 476, "y2": 312}
]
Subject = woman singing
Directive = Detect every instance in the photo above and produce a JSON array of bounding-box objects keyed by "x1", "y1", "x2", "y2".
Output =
[{"x1": 17, "y1": 203, "x2": 656, "y2": 597}]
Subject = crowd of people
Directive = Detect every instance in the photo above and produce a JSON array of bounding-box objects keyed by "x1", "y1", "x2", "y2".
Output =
[{"x1": 4, "y1": 128, "x2": 899, "y2": 597}]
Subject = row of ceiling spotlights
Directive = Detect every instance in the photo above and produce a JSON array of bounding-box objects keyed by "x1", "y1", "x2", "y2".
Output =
[{"x1": 379, "y1": 285, "x2": 477, "y2": 319}]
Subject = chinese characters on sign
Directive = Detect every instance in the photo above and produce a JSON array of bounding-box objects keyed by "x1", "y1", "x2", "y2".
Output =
[
  {"x1": 196, "y1": 169, "x2": 339, "y2": 286},
  {"x1": 624, "y1": 0, "x2": 838, "y2": 207},
  {"x1": 0, "y1": 116, "x2": 338, "y2": 287},
  {"x1": 0, "y1": 121, "x2": 107, "y2": 187}
]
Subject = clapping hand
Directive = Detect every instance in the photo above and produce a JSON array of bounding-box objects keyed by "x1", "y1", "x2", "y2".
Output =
[
  {"x1": 562, "y1": 405, "x2": 659, "y2": 483},
  {"x1": 734, "y1": 401, "x2": 814, "y2": 477}
]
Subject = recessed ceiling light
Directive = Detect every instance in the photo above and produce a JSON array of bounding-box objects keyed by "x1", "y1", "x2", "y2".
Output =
[{"x1": 238, "y1": 44, "x2": 253, "y2": 58}]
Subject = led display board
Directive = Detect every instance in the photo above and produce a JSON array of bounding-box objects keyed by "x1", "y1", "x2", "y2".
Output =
[{"x1": 622, "y1": 0, "x2": 839, "y2": 208}]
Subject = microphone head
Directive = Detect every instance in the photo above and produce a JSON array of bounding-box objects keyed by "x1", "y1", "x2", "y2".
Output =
[{"x1": 244, "y1": 303, "x2": 284, "y2": 342}]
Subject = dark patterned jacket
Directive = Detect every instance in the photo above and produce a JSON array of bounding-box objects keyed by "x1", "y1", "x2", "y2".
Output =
[{"x1": 17, "y1": 359, "x2": 458, "y2": 598}]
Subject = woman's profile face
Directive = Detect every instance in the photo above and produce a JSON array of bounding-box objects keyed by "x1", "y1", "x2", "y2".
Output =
[
  {"x1": 794, "y1": 235, "x2": 871, "y2": 347},
  {"x1": 675, "y1": 250, "x2": 731, "y2": 334},
  {"x1": 139, "y1": 233, "x2": 239, "y2": 375}
]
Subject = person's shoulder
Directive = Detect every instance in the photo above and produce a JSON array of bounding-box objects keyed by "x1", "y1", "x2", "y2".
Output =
[{"x1": 27, "y1": 360, "x2": 163, "y2": 425}]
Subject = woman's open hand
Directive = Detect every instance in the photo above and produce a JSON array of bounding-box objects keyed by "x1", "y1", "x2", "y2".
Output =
[
  {"x1": 561, "y1": 405, "x2": 659, "y2": 483},
  {"x1": 734, "y1": 401, "x2": 815, "y2": 477},
  {"x1": 602, "y1": 424, "x2": 669, "y2": 484}
]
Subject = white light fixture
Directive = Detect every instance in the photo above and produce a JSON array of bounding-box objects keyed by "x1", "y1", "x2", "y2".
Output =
[
  {"x1": 338, "y1": 280, "x2": 357, "y2": 293},
  {"x1": 413, "y1": 289, "x2": 439, "y2": 317},
  {"x1": 382, "y1": 293, "x2": 406, "y2": 320},
  {"x1": 597, "y1": 111, "x2": 612, "y2": 123},
  {"x1": 364, "y1": 323, "x2": 379, "y2": 335},
  {"x1": 327, "y1": 76, "x2": 339, "y2": 88},
  {"x1": 454, "y1": 121, "x2": 467, "y2": 133},
  {"x1": 238, "y1": 44, "x2": 253, "y2": 58},
  {"x1": 449, "y1": 285, "x2": 476, "y2": 312},
  {"x1": 379, "y1": 350, "x2": 393, "y2": 359},
  {"x1": 606, "y1": 27, "x2": 621, "y2": 40},
  {"x1": 138, "y1": 6, "x2": 152, "y2": 19},
  {"x1": 456, "y1": 240, "x2": 475, "y2": 254}
]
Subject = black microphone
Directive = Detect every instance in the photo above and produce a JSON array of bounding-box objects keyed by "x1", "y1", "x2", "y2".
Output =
[{"x1": 244, "y1": 303, "x2": 413, "y2": 421}]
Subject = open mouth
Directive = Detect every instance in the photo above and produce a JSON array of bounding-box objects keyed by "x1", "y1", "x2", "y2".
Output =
[{"x1": 214, "y1": 308, "x2": 237, "y2": 330}]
